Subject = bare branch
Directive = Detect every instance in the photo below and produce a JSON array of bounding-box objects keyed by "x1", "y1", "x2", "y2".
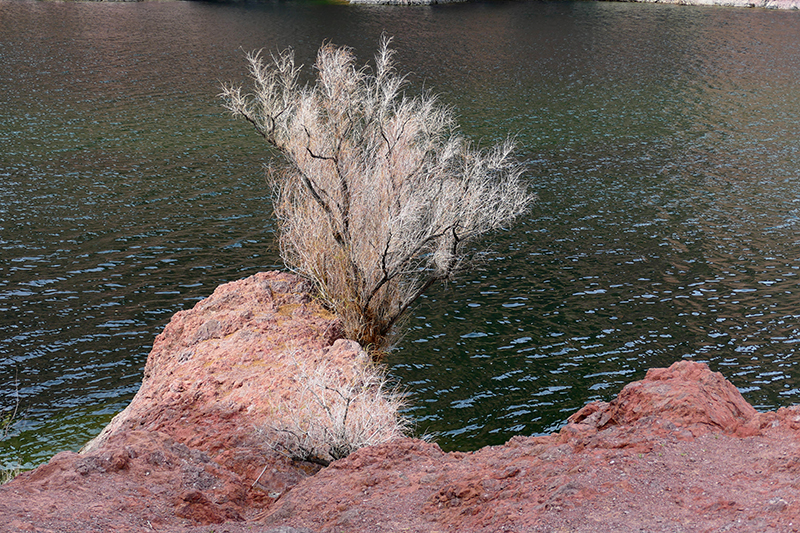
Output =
[
  {"x1": 261, "y1": 352, "x2": 409, "y2": 464},
  {"x1": 220, "y1": 39, "x2": 533, "y2": 351}
]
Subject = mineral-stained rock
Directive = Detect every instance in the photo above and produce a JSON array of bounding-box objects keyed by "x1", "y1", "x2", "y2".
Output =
[
  {"x1": 565, "y1": 359, "x2": 762, "y2": 441},
  {"x1": 4, "y1": 273, "x2": 800, "y2": 533}
]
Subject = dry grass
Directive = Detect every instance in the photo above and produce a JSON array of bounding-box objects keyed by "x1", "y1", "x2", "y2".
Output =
[
  {"x1": 1, "y1": 376, "x2": 21, "y2": 485},
  {"x1": 262, "y1": 352, "x2": 409, "y2": 466},
  {"x1": 221, "y1": 36, "x2": 533, "y2": 350},
  {"x1": 1, "y1": 464, "x2": 20, "y2": 485}
]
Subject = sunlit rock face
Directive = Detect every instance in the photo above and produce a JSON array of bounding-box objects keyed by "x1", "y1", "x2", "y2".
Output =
[{"x1": 614, "y1": 0, "x2": 799, "y2": 8}]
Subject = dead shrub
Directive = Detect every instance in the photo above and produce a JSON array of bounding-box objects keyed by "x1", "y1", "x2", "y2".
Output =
[
  {"x1": 262, "y1": 352, "x2": 409, "y2": 466},
  {"x1": 221, "y1": 36, "x2": 533, "y2": 350}
]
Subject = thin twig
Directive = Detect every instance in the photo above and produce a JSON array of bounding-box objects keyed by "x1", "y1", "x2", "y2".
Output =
[{"x1": 251, "y1": 464, "x2": 270, "y2": 490}]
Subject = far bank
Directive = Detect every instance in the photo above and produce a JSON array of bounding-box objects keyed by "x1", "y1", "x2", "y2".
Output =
[{"x1": 349, "y1": 0, "x2": 799, "y2": 9}]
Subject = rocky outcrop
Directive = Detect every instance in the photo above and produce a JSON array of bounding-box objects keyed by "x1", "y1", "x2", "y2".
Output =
[
  {"x1": 0, "y1": 272, "x2": 358, "y2": 532},
  {"x1": 564, "y1": 359, "x2": 762, "y2": 441},
  {"x1": 613, "y1": 0, "x2": 799, "y2": 9},
  {"x1": 262, "y1": 360, "x2": 800, "y2": 533},
  {"x1": 3, "y1": 272, "x2": 800, "y2": 533}
]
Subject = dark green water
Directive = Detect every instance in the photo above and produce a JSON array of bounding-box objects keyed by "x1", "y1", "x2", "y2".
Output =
[{"x1": 2, "y1": 0, "x2": 800, "y2": 469}]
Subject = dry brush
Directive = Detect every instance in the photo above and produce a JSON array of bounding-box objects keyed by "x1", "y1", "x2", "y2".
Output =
[
  {"x1": 221, "y1": 36, "x2": 533, "y2": 351},
  {"x1": 263, "y1": 352, "x2": 409, "y2": 466}
]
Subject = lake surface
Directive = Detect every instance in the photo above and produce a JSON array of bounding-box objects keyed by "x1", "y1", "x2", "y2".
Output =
[{"x1": 2, "y1": 0, "x2": 800, "y2": 469}]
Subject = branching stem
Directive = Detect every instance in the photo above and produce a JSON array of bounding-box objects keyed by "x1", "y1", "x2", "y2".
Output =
[{"x1": 220, "y1": 38, "x2": 533, "y2": 351}]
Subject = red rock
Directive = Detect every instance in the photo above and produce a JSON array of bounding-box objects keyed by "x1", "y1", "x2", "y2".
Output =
[
  {"x1": 258, "y1": 362, "x2": 800, "y2": 532},
  {"x1": 3, "y1": 273, "x2": 800, "y2": 533},
  {"x1": 566, "y1": 360, "x2": 762, "y2": 442},
  {"x1": 0, "y1": 272, "x2": 347, "y2": 532}
]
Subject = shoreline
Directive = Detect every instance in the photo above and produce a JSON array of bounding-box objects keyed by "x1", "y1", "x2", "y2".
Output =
[{"x1": 4, "y1": 272, "x2": 800, "y2": 532}]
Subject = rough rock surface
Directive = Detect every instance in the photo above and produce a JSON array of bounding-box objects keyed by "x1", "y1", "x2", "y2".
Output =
[
  {"x1": 79, "y1": 0, "x2": 800, "y2": 7},
  {"x1": 3, "y1": 273, "x2": 800, "y2": 532},
  {"x1": 261, "y1": 360, "x2": 800, "y2": 533},
  {"x1": 0, "y1": 272, "x2": 348, "y2": 532},
  {"x1": 617, "y1": 0, "x2": 800, "y2": 8},
  {"x1": 350, "y1": 0, "x2": 800, "y2": 8}
]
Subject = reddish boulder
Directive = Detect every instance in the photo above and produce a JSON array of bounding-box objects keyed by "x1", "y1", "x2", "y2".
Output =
[
  {"x1": 0, "y1": 272, "x2": 358, "y2": 532},
  {"x1": 566, "y1": 360, "x2": 762, "y2": 442}
]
